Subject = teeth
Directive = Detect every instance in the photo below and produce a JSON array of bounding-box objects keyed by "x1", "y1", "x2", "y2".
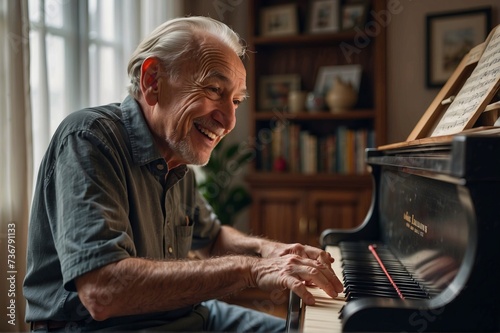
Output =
[{"x1": 196, "y1": 124, "x2": 217, "y2": 140}]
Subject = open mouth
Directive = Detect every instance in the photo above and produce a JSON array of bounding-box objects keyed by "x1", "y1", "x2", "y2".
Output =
[{"x1": 195, "y1": 123, "x2": 218, "y2": 141}]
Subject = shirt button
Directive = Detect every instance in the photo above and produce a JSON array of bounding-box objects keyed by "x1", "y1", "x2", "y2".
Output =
[
  {"x1": 157, "y1": 164, "x2": 165, "y2": 170},
  {"x1": 168, "y1": 246, "x2": 173, "y2": 254}
]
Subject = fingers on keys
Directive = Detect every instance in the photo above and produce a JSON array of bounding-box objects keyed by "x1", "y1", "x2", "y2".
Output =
[{"x1": 284, "y1": 256, "x2": 342, "y2": 301}]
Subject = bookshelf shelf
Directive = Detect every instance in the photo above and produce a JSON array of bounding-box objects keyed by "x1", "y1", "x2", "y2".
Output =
[
  {"x1": 251, "y1": 31, "x2": 357, "y2": 45},
  {"x1": 247, "y1": 173, "x2": 373, "y2": 187},
  {"x1": 254, "y1": 109, "x2": 376, "y2": 120},
  {"x1": 245, "y1": 0, "x2": 387, "y2": 245}
]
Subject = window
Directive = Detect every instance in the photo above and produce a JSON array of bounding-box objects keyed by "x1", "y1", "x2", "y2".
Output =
[
  {"x1": 29, "y1": 0, "x2": 132, "y2": 178},
  {"x1": 28, "y1": 0, "x2": 181, "y2": 184},
  {"x1": 88, "y1": 0, "x2": 128, "y2": 105},
  {"x1": 29, "y1": 0, "x2": 75, "y2": 165}
]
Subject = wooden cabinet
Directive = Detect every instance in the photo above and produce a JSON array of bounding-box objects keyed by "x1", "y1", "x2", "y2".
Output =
[
  {"x1": 245, "y1": 0, "x2": 386, "y2": 245},
  {"x1": 248, "y1": 174, "x2": 373, "y2": 247},
  {"x1": 305, "y1": 187, "x2": 372, "y2": 245}
]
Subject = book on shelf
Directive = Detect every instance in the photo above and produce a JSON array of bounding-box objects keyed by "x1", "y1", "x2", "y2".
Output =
[{"x1": 256, "y1": 122, "x2": 375, "y2": 175}]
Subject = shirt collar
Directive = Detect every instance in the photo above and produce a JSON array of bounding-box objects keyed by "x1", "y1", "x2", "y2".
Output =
[
  {"x1": 121, "y1": 95, "x2": 163, "y2": 166},
  {"x1": 120, "y1": 95, "x2": 189, "y2": 178}
]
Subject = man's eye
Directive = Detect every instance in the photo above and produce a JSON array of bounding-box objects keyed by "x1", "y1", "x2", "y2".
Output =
[
  {"x1": 206, "y1": 86, "x2": 221, "y2": 96},
  {"x1": 233, "y1": 99, "x2": 242, "y2": 106}
]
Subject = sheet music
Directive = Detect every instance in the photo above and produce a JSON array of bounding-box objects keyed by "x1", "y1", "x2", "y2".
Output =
[{"x1": 432, "y1": 26, "x2": 500, "y2": 137}]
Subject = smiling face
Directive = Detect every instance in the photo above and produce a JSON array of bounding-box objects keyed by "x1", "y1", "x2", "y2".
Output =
[{"x1": 139, "y1": 34, "x2": 247, "y2": 168}]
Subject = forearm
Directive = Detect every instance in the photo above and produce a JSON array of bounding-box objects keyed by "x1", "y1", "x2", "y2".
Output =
[
  {"x1": 205, "y1": 225, "x2": 276, "y2": 257},
  {"x1": 76, "y1": 255, "x2": 256, "y2": 321}
]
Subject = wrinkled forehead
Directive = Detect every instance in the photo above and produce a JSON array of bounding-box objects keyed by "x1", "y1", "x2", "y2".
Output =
[{"x1": 193, "y1": 35, "x2": 246, "y2": 85}]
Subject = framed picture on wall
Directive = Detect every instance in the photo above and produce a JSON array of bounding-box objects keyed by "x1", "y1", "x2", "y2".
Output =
[
  {"x1": 260, "y1": 4, "x2": 298, "y2": 36},
  {"x1": 309, "y1": 0, "x2": 340, "y2": 33},
  {"x1": 314, "y1": 65, "x2": 362, "y2": 97},
  {"x1": 426, "y1": 7, "x2": 492, "y2": 88},
  {"x1": 341, "y1": 1, "x2": 368, "y2": 30},
  {"x1": 259, "y1": 74, "x2": 301, "y2": 110}
]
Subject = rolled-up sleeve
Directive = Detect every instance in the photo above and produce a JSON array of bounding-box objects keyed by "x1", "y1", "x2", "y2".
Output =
[{"x1": 47, "y1": 125, "x2": 136, "y2": 291}]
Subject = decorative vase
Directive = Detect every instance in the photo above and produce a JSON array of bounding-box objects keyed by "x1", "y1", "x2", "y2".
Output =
[
  {"x1": 305, "y1": 92, "x2": 325, "y2": 112},
  {"x1": 325, "y1": 77, "x2": 358, "y2": 113}
]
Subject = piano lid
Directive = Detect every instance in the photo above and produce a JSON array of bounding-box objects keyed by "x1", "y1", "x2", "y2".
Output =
[{"x1": 367, "y1": 130, "x2": 500, "y2": 180}]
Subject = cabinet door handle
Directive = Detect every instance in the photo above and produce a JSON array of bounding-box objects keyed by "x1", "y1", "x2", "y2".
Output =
[{"x1": 299, "y1": 217, "x2": 307, "y2": 236}]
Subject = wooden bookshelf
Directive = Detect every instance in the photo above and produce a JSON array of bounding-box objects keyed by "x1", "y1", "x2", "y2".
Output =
[{"x1": 245, "y1": 0, "x2": 387, "y2": 245}]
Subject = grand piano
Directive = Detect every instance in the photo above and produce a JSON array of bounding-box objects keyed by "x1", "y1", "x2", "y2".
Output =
[{"x1": 286, "y1": 24, "x2": 500, "y2": 333}]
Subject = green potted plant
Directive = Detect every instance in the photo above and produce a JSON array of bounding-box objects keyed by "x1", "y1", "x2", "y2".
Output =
[{"x1": 198, "y1": 140, "x2": 253, "y2": 225}]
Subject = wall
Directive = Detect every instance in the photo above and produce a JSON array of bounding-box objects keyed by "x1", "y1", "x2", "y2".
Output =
[
  {"x1": 183, "y1": 0, "x2": 499, "y2": 231},
  {"x1": 387, "y1": 0, "x2": 499, "y2": 143}
]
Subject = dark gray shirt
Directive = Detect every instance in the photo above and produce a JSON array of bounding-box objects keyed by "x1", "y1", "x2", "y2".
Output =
[{"x1": 23, "y1": 95, "x2": 221, "y2": 326}]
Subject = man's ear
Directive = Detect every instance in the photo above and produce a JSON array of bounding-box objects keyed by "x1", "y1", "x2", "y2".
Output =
[{"x1": 140, "y1": 57, "x2": 160, "y2": 105}]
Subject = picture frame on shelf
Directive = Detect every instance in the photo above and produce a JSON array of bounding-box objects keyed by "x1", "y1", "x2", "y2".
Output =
[
  {"x1": 341, "y1": 1, "x2": 368, "y2": 31},
  {"x1": 260, "y1": 4, "x2": 298, "y2": 36},
  {"x1": 426, "y1": 7, "x2": 491, "y2": 88},
  {"x1": 309, "y1": 0, "x2": 340, "y2": 34},
  {"x1": 259, "y1": 74, "x2": 301, "y2": 110},
  {"x1": 314, "y1": 65, "x2": 362, "y2": 97}
]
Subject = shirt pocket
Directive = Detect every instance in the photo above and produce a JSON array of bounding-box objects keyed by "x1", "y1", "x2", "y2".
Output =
[{"x1": 175, "y1": 224, "x2": 193, "y2": 258}]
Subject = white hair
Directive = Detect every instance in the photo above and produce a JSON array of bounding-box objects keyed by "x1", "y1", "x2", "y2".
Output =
[{"x1": 127, "y1": 16, "x2": 246, "y2": 99}]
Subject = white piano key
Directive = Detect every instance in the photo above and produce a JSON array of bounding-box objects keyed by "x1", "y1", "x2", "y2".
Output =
[{"x1": 301, "y1": 246, "x2": 346, "y2": 333}]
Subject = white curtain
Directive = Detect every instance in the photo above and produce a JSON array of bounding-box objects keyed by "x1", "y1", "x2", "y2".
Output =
[
  {"x1": 0, "y1": 0, "x2": 31, "y2": 331},
  {"x1": 0, "y1": 1, "x2": 181, "y2": 331},
  {"x1": 140, "y1": 0, "x2": 183, "y2": 36},
  {"x1": 30, "y1": 0, "x2": 182, "y2": 181}
]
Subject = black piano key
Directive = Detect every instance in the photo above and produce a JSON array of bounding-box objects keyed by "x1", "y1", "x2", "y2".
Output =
[
  {"x1": 345, "y1": 285, "x2": 428, "y2": 298},
  {"x1": 351, "y1": 284, "x2": 427, "y2": 296},
  {"x1": 343, "y1": 261, "x2": 405, "y2": 268},
  {"x1": 344, "y1": 280, "x2": 426, "y2": 291},
  {"x1": 343, "y1": 268, "x2": 412, "y2": 277},
  {"x1": 338, "y1": 241, "x2": 429, "y2": 303},
  {"x1": 347, "y1": 292, "x2": 427, "y2": 301},
  {"x1": 343, "y1": 270, "x2": 417, "y2": 280}
]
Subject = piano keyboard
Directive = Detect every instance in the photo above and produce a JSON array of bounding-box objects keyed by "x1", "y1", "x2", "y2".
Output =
[
  {"x1": 340, "y1": 242, "x2": 428, "y2": 301},
  {"x1": 301, "y1": 246, "x2": 346, "y2": 333},
  {"x1": 300, "y1": 243, "x2": 429, "y2": 332}
]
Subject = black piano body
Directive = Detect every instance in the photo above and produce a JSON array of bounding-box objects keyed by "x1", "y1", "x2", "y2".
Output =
[{"x1": 287, "y1": 132, "x2": 500, "y2": 332}]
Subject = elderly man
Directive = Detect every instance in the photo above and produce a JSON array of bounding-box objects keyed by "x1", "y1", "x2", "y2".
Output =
[{"x1": 24, "y1": 16, "x2": 343, "y2": 332}]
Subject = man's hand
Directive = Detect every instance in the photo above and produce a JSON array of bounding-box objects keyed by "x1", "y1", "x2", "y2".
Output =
[
  {"x1": 254, "y1": 242, "x2": 344, "y2": 305},
  {"x1": 206, "y1": 227, "x2": 343, "y2": 305}
]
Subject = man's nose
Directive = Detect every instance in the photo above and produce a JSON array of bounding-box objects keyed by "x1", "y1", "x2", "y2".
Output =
[{"x1": 217, "y1": 98, "x2": 237, "y2": 131}]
